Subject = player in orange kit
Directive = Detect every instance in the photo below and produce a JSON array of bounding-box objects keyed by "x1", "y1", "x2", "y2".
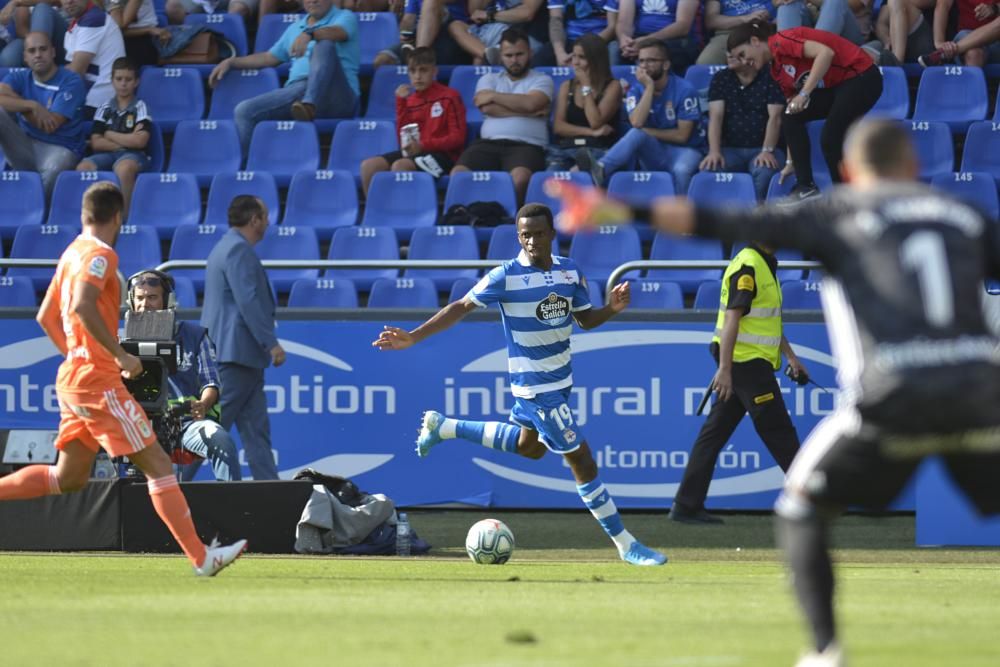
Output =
[{"x1": 0, "y1": 182, "x2": 246, "y2": 577}]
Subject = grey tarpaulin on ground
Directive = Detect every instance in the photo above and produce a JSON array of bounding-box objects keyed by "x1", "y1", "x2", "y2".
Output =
[{"x1": 294, "y1": 485, "x2": 396, "y2": 554}]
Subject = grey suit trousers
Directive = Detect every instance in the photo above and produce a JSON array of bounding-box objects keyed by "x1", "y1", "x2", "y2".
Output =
[{"x1": 220, "y1": 362, "x2": 279, "y2": 480}]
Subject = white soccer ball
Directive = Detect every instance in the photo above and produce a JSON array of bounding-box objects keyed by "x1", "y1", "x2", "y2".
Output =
[{"x1": 465, "y1": 518, "x2": 515, "y2": 565}]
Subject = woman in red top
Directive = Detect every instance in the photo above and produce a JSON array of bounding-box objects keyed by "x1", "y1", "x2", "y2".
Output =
[{"x1": 727, "y1": 22, "x2": 883, "y2": 202}]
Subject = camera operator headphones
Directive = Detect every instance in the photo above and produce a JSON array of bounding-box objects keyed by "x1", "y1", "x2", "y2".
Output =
[{"x1": 127, "y1": 269, "x2": 177, "y2": 310}]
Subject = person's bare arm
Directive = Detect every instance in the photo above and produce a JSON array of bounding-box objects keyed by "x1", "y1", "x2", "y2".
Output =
[
  {"x1": 932, "y1": 0, "x2": 954, "y2": 46},
  {"x1": 488, "y1": 89, "x2": 551, "y2": 114},
  {"x1": 583, "y1": 78, "x2": 621, "y2": 128},
  {"x1": 643, "y1": 0, "x2": 698, "y2": 41},
  {"x1": 89, "y1": 131, "x2": 121, "y2": 151},
  {"x1": 573, "y1": 282, "x2": 630, "y2": 329},
  {"x1": 492, "y1": 0, "x2": 543, "y2": 23},
  {"x1": 700, "y1": 100, "x2": 725, "y2": 170},
  {"x1": 36, "y1": 287, "x2": 68, "y2": 357},
  {"x1": 312, "y1": 26, "x2": 349, "y2": 41},
  {"x1": 209, "y1": 51, "x2": 283, "y2": 86},
  {"x1": 71, "y1": 281, "x2": 142, "y2": 377},
  {"x1": 373, "y1": 299, "x2": 479, "y2": 349},
  {"x1": 643, "y1": 119, "x2": 695, "y2": 144},
  {"x1": 628, "y1": 81, "x2": 655, "y2": 127},
  {"x1": 103, "y1": 127, "x2": 150, "y2": 150},
  {"x1": 712, "y1": 307, "x2": 740, "y2": 402}
]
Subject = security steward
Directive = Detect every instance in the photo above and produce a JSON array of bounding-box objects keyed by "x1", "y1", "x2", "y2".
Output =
[{"x1": 668, "y1": 242, "x2": 807, "y2": 524}]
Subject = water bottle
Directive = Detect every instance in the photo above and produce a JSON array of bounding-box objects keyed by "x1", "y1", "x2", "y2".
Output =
[{"x1": 396, "y1": 512, "x2": 411, "y2": 557}]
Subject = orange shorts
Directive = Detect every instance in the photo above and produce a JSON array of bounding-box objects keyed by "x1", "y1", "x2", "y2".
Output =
[{"x1": 55, "y1": 386, "x2": 157, "y2": 458}]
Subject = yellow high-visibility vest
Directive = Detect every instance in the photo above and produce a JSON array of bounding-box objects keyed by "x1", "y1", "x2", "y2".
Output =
[{"x1": 712, "y1": 246, "x2": 783, "y2": 369}]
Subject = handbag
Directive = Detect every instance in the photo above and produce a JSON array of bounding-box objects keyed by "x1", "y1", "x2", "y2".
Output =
[{"x1": 159, "y1": 31, "x2": 219, "y2": 65}]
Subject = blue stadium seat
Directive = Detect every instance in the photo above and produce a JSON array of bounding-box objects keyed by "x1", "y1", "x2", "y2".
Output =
[
  {"x1": 327, "y1": 120, "x2": 397, "y2": 184},
  {"x1": 693, "y1": 280, "x2": 721, "y2": 309},
  {"x1": 449, "y1": 66, "x2": 499, "y2": 130},
  {"x1": 282, "y1": 169, "x2": 358, "y2": 240},
  {"x1": 684, "y1": 64, "x2": 726, "y2": 94},
  {"x1": 367, "y1": 277, "x2": 438, "y2": 308},
  {"x1": 611, "y1": 65, "x2": 638, "y2": 86},
  {"x1": 255, "y1": 13, "x2": 302, "y2": 52},
  {"x1": 47, "y1": 171, "x2": 120, "y2": 226},
  {"x1": 0, "y1": 143, "x2": 6, "y2": 170},
  {"x1": 627, "y1": 279, "x2": 684, "y2": 309},
  {"x1": 361, "y1": 171, "x2": 437, "y2": 239},
  {"x1": 686, "y1": 172, "x2": 756, "y2": 208},
  {"x1": 167, "y1": 224, "x2": 228, "y2": 290},
  {"x1": 486, "y1": 224, "x2": 519, "y2": 260},
  {"x1": 185, "y1": 13, "x2": 248, "y2": 56},
  {"x1": 443, "y1": 171, "x2": 517, "y2": 217},
  {"x1": 326, "y1": 226, "x2": 399, "y2": 290},
  {"x1": 146, "y1": 122, "x2": 165, "y2": 173},
  {"x1": 288, "y1": 277, "x2": 359, "y2": 308},
  {"x1": 930, "y1": 172, "x2": 1000, "y2": 218},
  {"x1": 587, "y1": 278, "x2": 604, "y2": 307},
  {"x1": 647, "y1": 233, "x2": 724, "y2": 294},
  {"x1": 168, "y1": 120, "x2": 242, "y2": 187},
  {"x1": 204, "y1": 171, "x2": 280, "y2": 225},
  {"x1": 806, "y1": 120, "x2": 832, "y2": 184},
  {"x1": 912, "y1": 66, "x2": 988, "y2": 133},
  {"x1": 254, "y1": 225, "x2": 320, "y2": 292},
  {"x1": 171, "y1": 275, "x2": 197, "y2": 307},
  {"x1": 960, "y1": 121, "x2": 1000, "y2": 179},
  {"x1": 447, "y1": 277, "x2": 478, "y2": 302},
  {"x1": 607, "y1": 171, "x2": 675, "y2": 207},
  {"x1": 129, "y1": 173, "x2": 202, "y2": 239},
  {"x1": 731, "y1": 242, "x2": 805, "y2": 281},
  {"x1": 137, "y1": 67, "x2": 204, "y2": 131},
  {"x1": 568, "y1": 224, "x2": 642, "y2": 284},
  {"x1": 8, "y1": 224, "x2": 79, "y2": 289},
  {"x1": 116, "y1": 224, "x2": 162, "y2": 279},
  {"x1": 781, "y1": 280, "x2": 823, "y2": 309},
  {"x1": 208, "y1": 68, "x2": 280, "y2": 120},
  {"x1": 525, "y1": 171, "x2": 594, "y2": 221},
  {"x1": 907, "y1": 120, "x2": 954, "y2": 179},
  {"x1": 404, "y1": 225, "x2": 480, "y2": 290},
  {"x1": 356, "y1": 12, "x2": 399, "y2": 71},
  {"x1": 246, "y1": 121, "x2": 320, "y2": 187},
  {"x1": 366, "y1": 65, "x2": 410, "y2": 120},
  {"x1": 0, "y1": 275, "x2": 37, "y2": 307},
  {"x1": 869, "y1": 66, "x2": 909, "y2": 120},
  {"x1": 0, "y1": 171, "x2": 45, "y2": 239}
]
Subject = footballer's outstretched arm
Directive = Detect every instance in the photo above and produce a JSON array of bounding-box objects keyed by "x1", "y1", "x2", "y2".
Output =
[
  {"x1": 373, "y1": 298, "x2": 480, "y2": 350},
  {"x1": 574, "y1": 282, "x2": 630, "y2": 330}
]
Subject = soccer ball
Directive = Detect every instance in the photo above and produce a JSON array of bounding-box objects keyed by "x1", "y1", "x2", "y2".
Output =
[{"x1": 465, "y1": 519, "x2": 515, "y2": 565}]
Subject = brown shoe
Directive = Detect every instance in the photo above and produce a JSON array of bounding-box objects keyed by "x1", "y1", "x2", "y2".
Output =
[{"x1": 290, "y1": 101, "x2": 315, "y2": 122}]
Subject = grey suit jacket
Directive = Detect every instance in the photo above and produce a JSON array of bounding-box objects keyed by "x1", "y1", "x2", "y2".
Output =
[{"x1": 201, "y1": 228, "x2": 277, "y2": 369}]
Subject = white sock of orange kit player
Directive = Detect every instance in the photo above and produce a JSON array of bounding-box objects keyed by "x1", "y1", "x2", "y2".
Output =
[
  {"x1": 0, "y1": 465, "x2": 62, "y2": 500},
  {"x1": 147, "y1": 475, "x2": 207, "y2": 567}
]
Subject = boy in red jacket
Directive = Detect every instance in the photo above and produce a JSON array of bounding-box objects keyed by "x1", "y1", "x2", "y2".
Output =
[{"x1": 360, "y1": 47, "x2": 468, "y2": 196}]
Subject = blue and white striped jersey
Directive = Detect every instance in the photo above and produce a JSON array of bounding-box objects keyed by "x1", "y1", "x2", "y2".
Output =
[{"x1": 467, "y1": 251, "x2": 592, "y2": 398}]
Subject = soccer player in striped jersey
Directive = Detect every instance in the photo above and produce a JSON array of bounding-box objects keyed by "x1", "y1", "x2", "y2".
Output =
[{"x1": 373, "y1": 203, "x2": 666, "y2": 566}]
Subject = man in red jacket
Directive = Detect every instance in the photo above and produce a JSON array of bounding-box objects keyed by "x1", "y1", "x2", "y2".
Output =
[{"x1": 360, "y1": 47, "x2": 467, "y2": 197}]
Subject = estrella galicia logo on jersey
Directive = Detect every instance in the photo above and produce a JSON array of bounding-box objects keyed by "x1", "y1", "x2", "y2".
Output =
[
  {"x1": 88, "y1": 255, "x2": 108, "y2": 279},
  {"x1": 536, "y1": 292, "x2": 570, "y2": 325}
]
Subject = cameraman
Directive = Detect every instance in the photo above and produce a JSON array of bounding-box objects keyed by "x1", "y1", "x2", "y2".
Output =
[{"x1": 128, "y1": 270, "x2": 242, "y2": 482}]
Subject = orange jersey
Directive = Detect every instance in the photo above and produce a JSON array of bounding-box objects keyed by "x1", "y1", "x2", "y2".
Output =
[{"x1": 48, "y1": 233, "x2": 123, "y2": 393}]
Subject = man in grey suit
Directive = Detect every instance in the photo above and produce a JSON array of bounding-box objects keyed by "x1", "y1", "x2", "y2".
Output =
[{"x1": 201, "y1": 195, "x2": 286, "y2": 480}]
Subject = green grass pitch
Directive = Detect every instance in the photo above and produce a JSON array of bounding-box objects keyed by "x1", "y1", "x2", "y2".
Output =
[{"x1": 1, "y1": 512, "x2": 998, "y2": 666}]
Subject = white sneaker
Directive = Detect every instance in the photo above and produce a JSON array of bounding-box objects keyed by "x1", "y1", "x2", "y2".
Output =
[
  {"x1": 193, "y1": 538, "x2": 248, "y2": 577},
  {"x1": 794, "y1": 642, "x2": 845, "y2": 667}
]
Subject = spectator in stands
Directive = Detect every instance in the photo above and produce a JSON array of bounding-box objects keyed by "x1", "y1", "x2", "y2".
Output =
[
  {"x1": 727, "y1": 22, "x2": 882, "y2": 202},
  {"x1": 202, "y1": 195, "x2": 285, "y2": 481},
  {"x1": 128, "y1": 270, "x2": 243, "y2": 482},
  {"x1": 0, "y1": 0, "x2": 68, "y2": 67},
  {"x1": 360, "y1": 47, "x2": 467, "y2": 195},
  {"x1": 548, "y1": 32, "x2": 622, "y2": 170},
  {"x1": 107, "y1": 0, "x2": 171, "y2": 67},
  {"x1": 544, "y1": 0, "x2": 619, "y2": 66},
  {"x1": 165, "y1": 0, "x2": 256, "y2": 28},
  {"x1": 873, "y1": 0, "x2": 936, "y2": 64},
  {"x1": 918, "y1": 12, "x2": 1000, "y2": 64},
  {"x1": 0, "y1": 31, "x2": 85, "y2": 195},
  {"x1": 373, "y1": 0, "x2": 470, "y2": 67},
  {"x1": 576, "y1": 39, "x2": 704, "y2": 194},
  {"x1": 926, "y1": 0, "x2": 1000, "y2": 66},
  {"x1": 699, "y1": 0, "x2": 774, "y2": 65},
  {"x1": 774, "y1": 0, "x2": 874, "y2": 46},
  {"x1": 614, "y1": 0, "x2": 700, "y2": 73},
  {"x1": 451, "y1": 27, "x2": 553, "y2": 202},
  {"x1": 63, "y1": 0, "x2": 126, "y2": 113},
  {"x1": 208, "y1": 0, "x2": 359, "y2": 156},
  {"x1": 448, "y1": 0, "x2": 546, "y2": 64},
  {"x1": 76, "y1": 57, "x2": 151, "y2": 219},
  {"x1": 699, "y1": 51, "x2": 785, "y2": 200}
]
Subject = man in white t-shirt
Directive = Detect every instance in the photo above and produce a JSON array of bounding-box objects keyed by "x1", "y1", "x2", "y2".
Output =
[
  {"x1": 63, "y1": 0, "x2": 126, "y2": 113},
  {"x1": 451, "y1": 26, "x2": 553, "y2": 203}
]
